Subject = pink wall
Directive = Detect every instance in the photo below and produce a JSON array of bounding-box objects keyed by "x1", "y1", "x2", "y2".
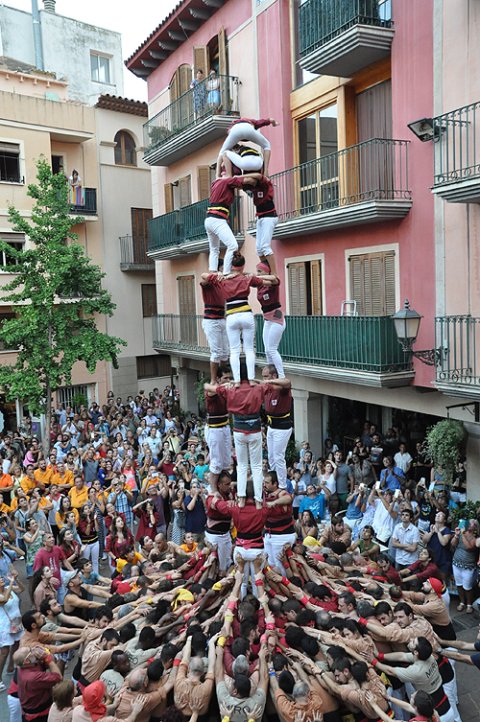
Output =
[
  {"x1": 146, "y1": 0, "x2": 251, "y2": 101},
  {"x1": 256, "y1": 1, "x2": 294, "y2": 174},
  {"x1": 274, "y1": 0, "x2": 435, "y2": 389}
]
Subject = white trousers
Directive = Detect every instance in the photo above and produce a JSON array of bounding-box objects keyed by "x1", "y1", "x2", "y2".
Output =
[
  {"x1": 7, "y1": 695, "x2": 22, "y2": 722},
  {"x1": 205, "y1": 216, "x2": 238, "y2": 273},
  {"x1": 263, "y1": 320, "x2": 285, "y2": 378},
  {"x1": 225, "y1": 149, "x2": 263, "y2": 172},
  {"x1": 81, "y1": 540, "x2": 100, "y2": 575},
  {"x1": 267, "y1": 426, "x2": 292, "y2": 488},
  {"x1": 443, "y1": 676, "x2": 461, "y2": 722},
  {"x1": 256, "y1": 216, "x2": 278, "y2": 257},
  {"x1": 233, "y1": 430, "x2": 263, "y2": 501},
  {"x1": 226, "y1": 311, "x2": 255, "y2": 381},
  {"x1": 235, "y1": 545, "x2": 264, "y2": 599},
  {"x1": 205, "y1": 425, "x2": 232, "y2": 475},
  {"x1": 202, "y1": 318, "x2": 229, "y2": 362},
  {"x1": 264, "y1": 532, "x2": 297, "y2": 575},
  {"x1": 204, "y1": 530, "x2": 233, "y2": 572},
  {"x1": 220, "y1": 122, "x2": 271, "y2": 153}
]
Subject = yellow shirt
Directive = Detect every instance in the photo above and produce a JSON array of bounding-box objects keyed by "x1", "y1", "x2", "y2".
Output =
[
  {"x1": 55, "y1": 508, "x2": 79, "y2": 529},
  {"x1": 0, "y1": 502, "x2": 10, "y2": 514},
  {"x1": 52, "y1": 470, "x2": 74, "y2": 488},
  {"x1": 34, "y1": 468, "x2": 53, "y2": 486},
  {"x1": 20, "y1": 475, "x2": 36, "y2": 494},
  {"x1": 0, "y1": 473, "x2": 13, "y2": 490},
  {"x1": 68, "y1": 485, "x2": 89, "y2": 509}
]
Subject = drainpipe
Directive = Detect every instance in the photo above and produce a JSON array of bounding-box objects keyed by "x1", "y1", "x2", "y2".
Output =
[{"x1": 31, "y1": 0, "x2": 44, "y2": 71}]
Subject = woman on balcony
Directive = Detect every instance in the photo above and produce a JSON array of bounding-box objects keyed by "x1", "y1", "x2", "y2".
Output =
[{"x1": 219, "y1": 252, "x2": 276, "y2": 384}]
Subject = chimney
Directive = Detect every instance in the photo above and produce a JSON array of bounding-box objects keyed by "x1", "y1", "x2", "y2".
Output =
[{"x1": 43, "y1": 0, "x2": 56, "y2": 12}]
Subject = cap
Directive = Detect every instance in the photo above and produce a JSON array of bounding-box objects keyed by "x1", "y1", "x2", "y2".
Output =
[
  {"x1": 64, "y1": 570, "x2": 79, "y2": 586},
  {"x1": 427, "y1": 577, "x2": 444, "y2": 596}
]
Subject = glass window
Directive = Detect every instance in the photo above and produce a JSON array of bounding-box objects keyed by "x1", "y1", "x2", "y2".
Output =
[
  {"x1": 141, "y1": 284, "x2": 157, "y2": 318},
  {"x1": 114, "y1": 131, "x2": 136, "y2": 166},
  {"x1": 0, "y1": 142, "x2": 22, "y2": 183},
  {"x1": 90, "y1": 53, "x2": 111, "y2": 84},
  {"x1": 0, "y1": 233, "x2": 25, "y2": 266}
]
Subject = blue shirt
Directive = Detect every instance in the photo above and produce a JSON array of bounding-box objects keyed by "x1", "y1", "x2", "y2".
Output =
[
  {"x1": 346, "y1": 493, "x2": 363, "y2": 520},
  {"x1": 299, "y1": 493, "x2": 325, "y2": 521},
  {"x1": 380, "y1": 466, "x2": 405, "y2": 491}
]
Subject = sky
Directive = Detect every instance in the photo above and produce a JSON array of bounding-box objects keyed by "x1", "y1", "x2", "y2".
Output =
[{"x1": 1, "y1": 0, "x2": 180, "y2": 99}]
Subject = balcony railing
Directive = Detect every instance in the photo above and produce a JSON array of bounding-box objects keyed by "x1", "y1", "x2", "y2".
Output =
[
  {"x1": 298, "y1": 0, "x2": 393, "y2": 76},
  {"x1": 119, "y1": 234, "x2": 154, "y2": 271},
  {"x1": 299, "y1": 0, "x2": 392, "y2": 57},
  {"x1": 144, "y1": 75, "x2": 239, "y2": 155},
  {"x1": 433, "y1": 101, "x2": 480, "y2": 203},
  {"x1": 148, "y1": 197, "x2": 242, "y2": 254},
  {"x1": 153, "y1": 313, "x2": 411, "y2": 377},
  {"x1": 436, "y1": 316, "x2": 480, "y2": 389},
  {"x1": 248, "y1": 138, "x2": 411, "y2": 232},
  {"x1": 70, "y1": 187, "x2": 97, "y2": 215}
]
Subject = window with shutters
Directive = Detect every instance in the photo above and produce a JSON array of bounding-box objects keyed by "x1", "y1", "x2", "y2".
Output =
[
  {"x1": 141, "y1": 284, "x2": 157, "y2": 318},
  {"x1": 137, "y1": 355, "x2": 171, "y2": 379},
  {"x1": 178, "y1": 275, "x2": 198, "y2": 344},
  {"x1": 197, "y1": 165, "x2": 215, "y2": 200},
  {"x1": 0, "y1": 142, "x2": 23, "y2": 184},
  {"x1": 114, "y1": 131, "x2": 136, "y2": 166},
  {"x1": 165, "y1": 176, "x2": 192, "y2": 212},
  {"x1": 349, "y1": 250, "x2": 396, "y2": 316},
  {"x1": 170, "y1": 65, "x2": 193, "y2": 130},
  {"x1": 287, "y1": 260, "x2": 323, "y2": 316},
  {"x1": 131, "y1": 208, "x2": 152, "y2": 264},
  {"x1": 0, "y1": 233, "x2": 25, "y2": 267}
]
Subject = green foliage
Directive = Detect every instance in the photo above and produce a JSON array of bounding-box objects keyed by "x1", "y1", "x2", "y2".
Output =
[
  {"x1": 194, "y1": 373, "x2": 206, "y2": 412},
  {"x1": 286, "y1": 434, "x2": 298, "y2": 467},
  {"x1": 0, "y1": 158, "x2": 126, "y2": 429},
  {"x1": 425, "y1": 419, "x2": 466, "y2": 480},
  {"x1": 449, "y1": 500, "x2": 480, "y2": 529}
]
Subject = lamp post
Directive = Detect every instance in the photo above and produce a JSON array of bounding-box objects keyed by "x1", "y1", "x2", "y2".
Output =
[{"x1": 392, "y1": 300, "x2": 443, "y2": 366}]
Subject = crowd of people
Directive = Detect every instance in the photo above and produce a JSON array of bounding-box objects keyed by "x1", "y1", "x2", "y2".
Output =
[{"x1": 0, "y1": 117, "x2": 479, "y2": 722}]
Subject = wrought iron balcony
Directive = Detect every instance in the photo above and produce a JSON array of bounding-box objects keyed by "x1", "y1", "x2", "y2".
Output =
[
  {"x1": 298, "y1": 0, "x2": 394, "y2": 77},
  {"x1": 436, "y1": 316, "x2": 480, "y2": 395},
  {"x1": 143, "y1": 75, "x2": 239, "y2": 166},
  {"x1": 247, "y1": 138, "x2": 411, "y2": 238},
  {"x1": 432, "y1": 101, "x2": 480, "y2": 203},
  {"x1": 153, "y1": 313, "x2": 413, "y2": 387},
  {"x1": 70, "y1": 187, "x2": 97, "y2": 216},
  {"x1": 148, "y1": 197, "x2": 243, "y2": 260},
  {"x1": 119, "y1": 234, "x2": 154, "y2": 272}
]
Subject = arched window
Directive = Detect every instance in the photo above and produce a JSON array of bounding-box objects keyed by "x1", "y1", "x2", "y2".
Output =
[{"x1": 114, "y1": 130, "x2": 136, "y2": 166}]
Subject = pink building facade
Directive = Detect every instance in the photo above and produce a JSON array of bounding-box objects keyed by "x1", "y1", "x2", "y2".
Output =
[{"x1": 128, "y1": 0, "x2": 480, "y2": 493}]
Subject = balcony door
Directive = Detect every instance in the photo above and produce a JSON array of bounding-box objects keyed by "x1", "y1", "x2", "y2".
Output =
[
  {"x1": 287, "y1": 260, "x2": 322, "y2": 316},
  {"x1": 178, "y1": 275, "x2": 197, "y2": 345},
  {"x1": 131, "y1": 208, "x2": 152, "y2": 264},
  {"x1": 170, "y1": 64, "x2": 192, "y2": 130},
  {"x1": 356, "y1": 80, "x2": 393, "y2": 199},
  {"x1": 296, "y1": 104, "x2": 338, "y2": 217},
  {"x1": 349, "y1": 250, "x2": 395, "y2": 316}
]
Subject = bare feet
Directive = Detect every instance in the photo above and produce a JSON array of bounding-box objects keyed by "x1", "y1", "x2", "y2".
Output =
[
  {"x1": 255, "y1": 500, "x2": 263, "y2": 509},
  {"x1": 238, "y1": 496, "x2": 246, "y2": 508},
  {"x1": 249, "y1": 380, "x2": 256, "y2": 387}
]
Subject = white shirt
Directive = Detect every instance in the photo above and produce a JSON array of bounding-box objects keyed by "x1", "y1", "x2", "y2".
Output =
[
  {"x1": 392, "y1": 522, "x2": 420, "y2": 565},
  {"x1": 394, "y1": 451, "x2": 413, "y2": 473}
]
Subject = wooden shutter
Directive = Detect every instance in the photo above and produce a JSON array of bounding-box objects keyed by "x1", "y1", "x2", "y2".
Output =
[
  {"x1": 169, "y1": 69, "x2": 180, "y2": 102},
  {"x1": 349, "y1": 251, "x2": 396, "y2": 316},
  {"x1": 197, "y1": 166, "x2": 211, "y2": 200},
  {"x1": 179, "y1": 64, "x2": 192, "y2": 95},
  {"x1": 131, "y1": 208, "x2": 153, "y2": 263},
  {"x1": 310, "y1": 260, "x2": 323, "y2": 316},
  {"x1": 141, "y1": 284, "x2": 157, "y2": 318},
  {"x1": 178, "y1": 275, "x2": 196, "y2": 315},
  {"x1": 193, "y1": 46, "x2": 209, "y2": 75},
  {"x1": 218, "y1": 27, "x2": 227, "y2": 77},
  {"x1": 287, "y1": 263, "x2": 307, "y2": 316},
  {"x1": 164, "y1": 184, "x2": 174, "y2": 213},
  {"x1": 178, "y1": 175, "x2": 192, "y2": 208}
]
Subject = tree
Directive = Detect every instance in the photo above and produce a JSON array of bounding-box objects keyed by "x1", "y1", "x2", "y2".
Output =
[{"x1": 0, "y1": 158, "x2": 126, "y2": 450}]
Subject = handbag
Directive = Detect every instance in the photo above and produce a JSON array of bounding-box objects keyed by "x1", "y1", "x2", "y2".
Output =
[{"x1": 4, "y1": 605, "x2": 22, "y2": 635}]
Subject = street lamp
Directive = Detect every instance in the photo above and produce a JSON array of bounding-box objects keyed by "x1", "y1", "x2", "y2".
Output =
[
  {"x1": 407, "y1": 118, "x2": 445, "y2": 142},
  {"x1": 392, "y1": 299, "x2": 443, "y2": 366}
]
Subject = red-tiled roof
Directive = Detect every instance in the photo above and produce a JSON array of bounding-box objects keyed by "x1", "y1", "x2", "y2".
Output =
[
  {"x1": 125, "y1": 0, "x2": 225, "y2": 80},
  {"x1": 95, "y1": 94, "x2": 148, "y2": 117}
]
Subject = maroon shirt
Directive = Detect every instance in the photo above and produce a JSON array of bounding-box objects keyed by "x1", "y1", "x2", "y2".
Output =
[
  {"x1": 265, "y1": 491, "x2": 295, "y2": 535},
  {"x1": 230, "y1": 117, "x2": 272, "y2": 130},
  {"x1": 216, "y1": 382, "x2": 267, "y2": 416},
  {"x1": 33, "y1": 546, "x2": 65, "y2": 583},
  {"x1": 207, "y1": 177, "x2": 244, "y2": 219},
  {"x1": 257, "y1": 282, "x2": 282, "y2": 321},
  {"x1": 201, "y1": 275, "x2": 225, "y2": 319},
  {"x1": 17, "y1": 665, "x2": 62, "y2": 715},
  {"x1": 251, "y1": 177, "x2": 276, "y2": 217},
  {"x1": 215, "y1": 498, "x2": 268, "y2": 548},
  {"x1": 206, "y1": 492, "x2": 231, "y2": 534},
  {"x1": 222, "y1": 274, "x2": 263, "y2": 309},
  {"x1": 264, "y1": 386, "x2": 292, "y2": 416},
  {"x1": 205, "y1": 392, "x2": 228, "y2": 423}
]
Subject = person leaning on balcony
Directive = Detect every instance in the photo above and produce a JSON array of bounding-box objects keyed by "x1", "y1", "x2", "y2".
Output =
[
  {"x1": 204, "y1": 173, "x2": 264, "y2": 274},
  {"x1": 190, "y1": 68, "x2": 207, "y2": 117},
  {"x1": 216, "y1": 116, "x2": 280, "y2": 177},
  {"x1": 218, "y1": 252, "x2": 277, "y2": 384}
]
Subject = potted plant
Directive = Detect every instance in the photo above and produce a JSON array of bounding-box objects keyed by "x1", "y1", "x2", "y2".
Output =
[{"x1": 424, "y1": 419, "x2": 466, "y2": 485}]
